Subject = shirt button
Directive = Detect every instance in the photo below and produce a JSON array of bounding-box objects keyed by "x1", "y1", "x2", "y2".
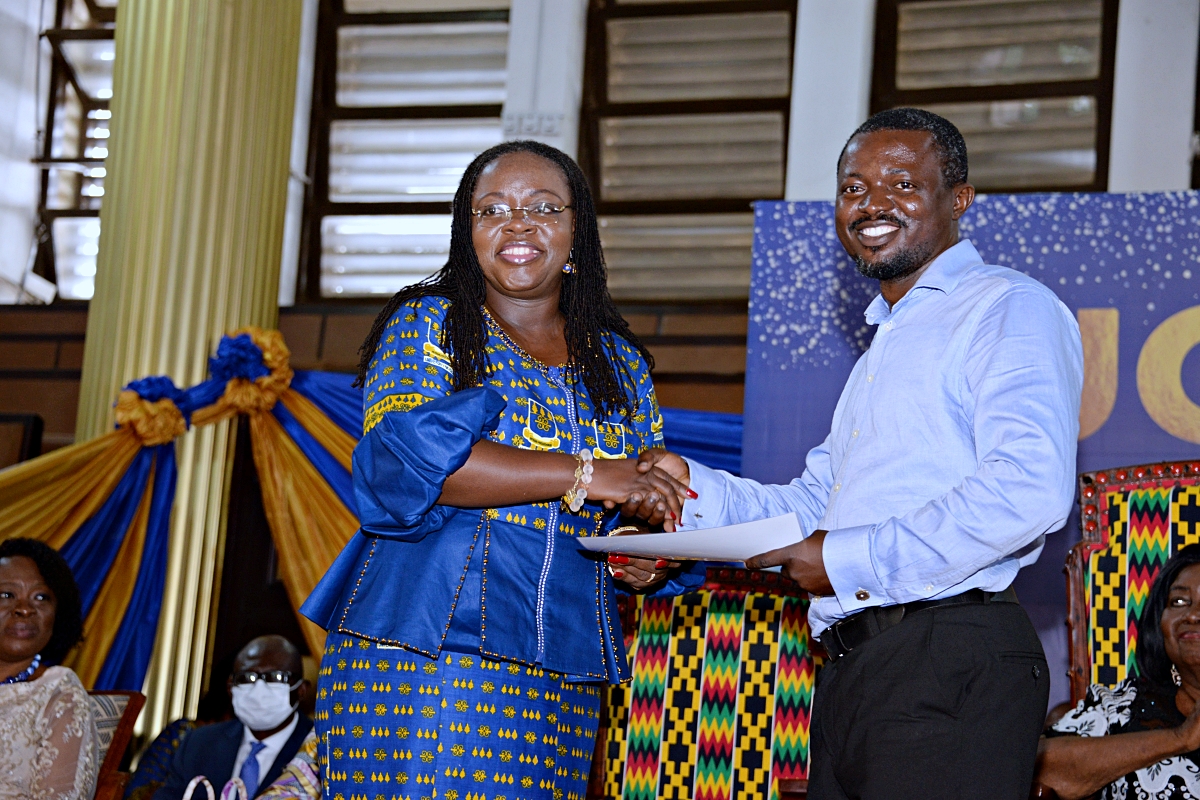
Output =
[
  {"x1": 883, "y1": 322, "x2": 893, "y2": 331},
  {"x1": 867, "y1": 374, "x2": 874, "y2": 382},
  {"x1": 852, "y1": 429, "x2": 859, "y2": 438},
  {"x1": 833, "y1": 483, "x2": 841, "y2": 492},
  {"x1": 925, "y1": 584, "x2": 934, "y2": 592},
  {"x1": 855, "y1": 589, "x2": 870, "y2": 601}
]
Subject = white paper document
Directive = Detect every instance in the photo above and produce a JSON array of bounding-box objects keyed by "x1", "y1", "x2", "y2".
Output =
[{"x1": 577, "y1": 513, "x2": 804, "y2": 563}]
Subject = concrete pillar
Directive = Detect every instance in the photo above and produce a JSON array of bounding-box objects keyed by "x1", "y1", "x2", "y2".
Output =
[
  {"x1": 1107, "y1": 0, "x2": 1200, "y2": 192},
  {"x1": 75, "y1": 0, "x2": 302, "y2": 734},
  {"x1": 502, "y1": 0, "x2": 588, "y2": 159},
  {"x1": 785, "y1": 0, "x2": 876, "y2": 201}
]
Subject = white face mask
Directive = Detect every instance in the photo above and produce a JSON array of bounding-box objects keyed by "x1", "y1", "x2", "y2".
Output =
[{"x1": 230, "y1": 680, "x2": 299, "y2": 732}]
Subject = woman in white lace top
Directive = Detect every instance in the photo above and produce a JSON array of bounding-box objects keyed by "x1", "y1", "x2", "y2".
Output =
[
  {"x1": 1036, "y1": 544, "x2": 1200, "y2": 799},
  {"x1": 0, "y1": 538, "x2": 97, "y2": 800}
]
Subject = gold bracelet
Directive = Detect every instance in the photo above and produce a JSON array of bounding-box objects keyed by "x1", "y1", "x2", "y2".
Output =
[{"x1": 561, "y1": 449, "x2": 594, "y2": 512}]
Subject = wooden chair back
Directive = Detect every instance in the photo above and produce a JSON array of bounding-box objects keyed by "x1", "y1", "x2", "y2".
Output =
[
  {"x1": 1065, "y1": 461, "x2": 1200, "y2": 703},
  {"x1": 91, "y1": 690, "x2": 146, "y2": 800}
]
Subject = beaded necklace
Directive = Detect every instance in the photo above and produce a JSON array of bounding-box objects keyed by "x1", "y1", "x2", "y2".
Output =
[
  {"x1": 480, "y1": 306, "x2": 569, "y2": 376},
  {"x1": 2, "y1": 653, "x2": 41, "y2": 685}
]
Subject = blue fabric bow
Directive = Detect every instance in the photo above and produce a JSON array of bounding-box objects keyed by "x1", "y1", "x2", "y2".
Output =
[{"x1": 209, "y1": 334, "x2": 270, "y2": 383}]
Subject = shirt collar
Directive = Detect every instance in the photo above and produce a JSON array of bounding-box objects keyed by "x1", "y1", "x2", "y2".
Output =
[
  {"x1": 863, "y1": 239, "x2": 983, "y2": 324},
  {"x1": 240, "y1": 711, "x2": 299, "y2": 754}
]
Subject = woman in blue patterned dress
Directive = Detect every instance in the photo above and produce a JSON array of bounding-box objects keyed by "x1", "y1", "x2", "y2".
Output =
[{"x1": 301, "y1": 140, "x2": 688, "y2": 800}]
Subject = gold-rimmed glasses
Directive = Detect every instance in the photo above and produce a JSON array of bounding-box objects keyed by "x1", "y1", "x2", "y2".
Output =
[{"x1": 470, "y1": 202, "x2": 572, "y2": 227}]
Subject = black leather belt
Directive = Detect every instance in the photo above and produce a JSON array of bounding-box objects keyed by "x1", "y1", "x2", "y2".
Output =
[{"x1": 817, "y1": 586, "x2": 1019, "y2": 661}]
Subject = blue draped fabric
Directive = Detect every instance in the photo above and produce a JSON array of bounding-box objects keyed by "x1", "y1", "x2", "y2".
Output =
[
  {"x1": 210, "y1": 334, "x2": 271, "y2": 382},
  {"x1": 180, "y1": 379, "x2": 225, "y2": 417},
  {"x1": 661, "y1": 406, "x2": 743, "y2": 476},
  {"x1": 291, "y1": 370, "x2": 361, "y2": 437},
  {"x1": 271, "y1": 400, "x2": 355, "y2": 511},
  {"x1": 94, "y1": 444, "x2": 175, "y2": 690},
  {"x1": 59, "y1": 448, "x2": 154, "y2": 618}
]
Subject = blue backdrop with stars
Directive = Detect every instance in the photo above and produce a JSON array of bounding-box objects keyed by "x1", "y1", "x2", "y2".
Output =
[{"x1": 744, "y1": 191, "x2": 1200, "y2": 705}]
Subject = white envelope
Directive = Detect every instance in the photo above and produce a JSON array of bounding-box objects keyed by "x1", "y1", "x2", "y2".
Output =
[{"x1": 577, "y1": 513, "x2": 804, "y2": 563}]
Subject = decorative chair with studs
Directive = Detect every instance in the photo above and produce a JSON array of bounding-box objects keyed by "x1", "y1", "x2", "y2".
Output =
[
  {"x1": 1065, "y1": 461, "x2": 1200, "y2": 703},
  {"x1": 589, "y1": 567, "x2": 820, "y2": 800}
]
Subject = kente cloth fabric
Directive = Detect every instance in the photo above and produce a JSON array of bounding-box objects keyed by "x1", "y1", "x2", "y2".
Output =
[
  {"x1": 315, "y1": 634, "x2": 600, "y2": 800},
  {"x1": 124, "y1": 719, "x2": 198, "y2": 800},
  {"x1": 0, "y1": 666, "x2": 99, "y2": 800},
  {"x1": 1083, "y1": 484, "x2": 1200, "y2": 688},
  {"x1": 302, "y1": 297, "x2": 663, "y2": 681},
  {"x1": 259, "y1": 731, "x2": 321, "y2": 800},
  {"x1": 681, "y1": 240, "x2": 1084, "y2": 637},
  {"x1": 1047, "y1": 678, "x2": 1200, "y2": 799},
  {"x1": 603, "y1": 570, "x2": 819, "y2": 800}
]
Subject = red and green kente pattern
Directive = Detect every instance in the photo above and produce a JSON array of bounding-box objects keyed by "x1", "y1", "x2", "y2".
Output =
[{"x1": 605, "y1": 583, "x2": 817, "y2": 800}]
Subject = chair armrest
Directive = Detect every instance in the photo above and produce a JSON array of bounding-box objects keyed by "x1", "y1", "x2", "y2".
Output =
[
  {"x1": 778, "y1": 778, "x2": 808, "y2": 799},
  {"x1": 94, "y1": 771, "x2": 131, "y2": 800}
]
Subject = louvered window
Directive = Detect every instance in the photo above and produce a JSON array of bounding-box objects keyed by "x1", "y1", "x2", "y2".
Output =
[
  {"x1": 580, "y1": 1, "x2": 796, "y2": 301},
  {"x1": 599, "y1": 214, "x2": 755, "y2": 300},
  {"x1": 301, "y1": 1, "x2": 510, "y2": 300},
  {"x1": 872, "y1": 0, "x2": 1118, "y2": 192},
  {"x1": 27, "y1": 0, "x2": 116, "y2": 302},
  {"x1": 336, "y1": 22, "x2": 508, "y2": 107}
]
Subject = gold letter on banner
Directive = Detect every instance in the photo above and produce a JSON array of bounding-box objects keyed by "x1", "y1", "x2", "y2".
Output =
[
  {"x1": 1078, "y1": 308, "x2": 1119, "y2": 440},
  {"x1": 1137, "y1": 305, "x2": 1200, "y2": 444}
]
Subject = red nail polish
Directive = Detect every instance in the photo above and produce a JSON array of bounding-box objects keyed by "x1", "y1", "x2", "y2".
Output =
[
  {"x1": 655, "y1": 559, "x2": 669, "y2": 569},
  {"x1": 608, "y1": 554, "x2": 629, "y2": 565},
  {"x1": 686, "y1": 489, "x2": 698, "y2": 499},
  {"x1": 612, "y1": 569, "x2": 625, "y2": 579},
  {"x1": 670, "y1": 511, "x2": 678, "y2": 521}
]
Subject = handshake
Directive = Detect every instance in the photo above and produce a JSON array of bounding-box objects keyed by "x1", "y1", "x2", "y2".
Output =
[
  {"x1": 576, "y1": 448, "x2": 690, "y2": 591},
  {"x1": 585, "y1": 448, "x2": 833, "y2": 596},
  {"x1": 588, "y1": 448, "x2": 694, "y2": 531}
]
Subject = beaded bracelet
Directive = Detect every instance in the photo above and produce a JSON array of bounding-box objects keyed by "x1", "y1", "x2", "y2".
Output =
[{"x1": 562, "y1": 449, "x2": 594, "y2": 512}]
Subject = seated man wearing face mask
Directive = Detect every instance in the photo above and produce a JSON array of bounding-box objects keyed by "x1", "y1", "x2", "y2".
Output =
[{"x1": 154, "y1": 635, "x2": 313, "y2": 800}]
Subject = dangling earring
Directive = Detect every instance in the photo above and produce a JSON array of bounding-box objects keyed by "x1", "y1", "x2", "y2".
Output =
[
  {"x1": 562, "y1": 249, "x2": 575, "y2": 274},
  {"x1": 1173, "y1": 664, "x2": 1183, "y2": 686}
]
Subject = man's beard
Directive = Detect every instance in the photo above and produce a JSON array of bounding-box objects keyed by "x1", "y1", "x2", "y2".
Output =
[{"x1": 853, "y1": 238, "x2": 936, "y2": 282}]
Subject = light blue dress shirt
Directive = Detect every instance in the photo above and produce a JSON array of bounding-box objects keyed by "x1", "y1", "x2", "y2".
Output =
[{"x1": 681, "y1": 240, "x2": 1084, "y2": 637}]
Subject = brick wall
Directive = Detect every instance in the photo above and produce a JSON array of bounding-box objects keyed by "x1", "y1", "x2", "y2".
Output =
[
  {"x1": 280, "y1": 303, "x2": 747, "y2": 413},
  {"x1": 0, "y1": 307, "x2": 87, "y2": 451}
]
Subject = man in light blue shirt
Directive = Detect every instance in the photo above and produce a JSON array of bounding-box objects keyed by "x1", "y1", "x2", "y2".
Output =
[{"x1": 636, "y1": 109, "x2": 1083, "y2": 797}]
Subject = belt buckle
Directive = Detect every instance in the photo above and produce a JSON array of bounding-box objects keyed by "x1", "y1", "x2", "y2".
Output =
[{"x1": 827, "y1": 618, "x2": 851, "y2": 660}]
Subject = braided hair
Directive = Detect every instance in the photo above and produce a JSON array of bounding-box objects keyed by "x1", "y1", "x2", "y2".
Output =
[{"x1": 354, "y1": 140, "x2": 653, "y2": 420}]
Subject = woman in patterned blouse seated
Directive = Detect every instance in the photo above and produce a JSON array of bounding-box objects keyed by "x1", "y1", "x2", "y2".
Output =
[
  {"x1": 1037, "y1": 544, "x2": 1200, "y2": 799},
  {"x1": 301, "y1": 140, "x2": 688, "y2": 800},
  {"x1": 0, "y1": 538, "x2": 97, "y2": 800}
]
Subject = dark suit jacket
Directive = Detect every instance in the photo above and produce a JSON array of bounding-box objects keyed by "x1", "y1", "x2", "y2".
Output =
[{"x1": 151, "y1": 715, "x2": 313, "y2": 800}]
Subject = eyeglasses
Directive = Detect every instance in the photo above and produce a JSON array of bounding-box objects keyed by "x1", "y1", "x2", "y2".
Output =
[
  {"x1": 471, "y1": 202, "x2": 572, "y2": 227},
  {"x1": 232, "y1": 670, "x2": 295, "y2": 686}
]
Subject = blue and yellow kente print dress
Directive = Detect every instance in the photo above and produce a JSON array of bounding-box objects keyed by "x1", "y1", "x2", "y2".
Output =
[{"x1": 301, "y1": 296, "x2": 664, "y2": 800}]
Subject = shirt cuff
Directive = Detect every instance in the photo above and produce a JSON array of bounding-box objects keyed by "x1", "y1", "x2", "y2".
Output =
[
  {"x1": 679, "y1": 458, "x2": 726, "y2": 530},
  {"x1": 822, "y1": 523, "x2": 887, "y2": 613}
]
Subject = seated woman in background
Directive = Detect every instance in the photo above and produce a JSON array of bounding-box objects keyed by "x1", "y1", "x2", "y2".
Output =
[
  {"x1": 0, "y1": 537, "x2": 97, "y2": 800},
  {"x1": 1037, "y1": 543, "x2": 1200, "y2": 799}
]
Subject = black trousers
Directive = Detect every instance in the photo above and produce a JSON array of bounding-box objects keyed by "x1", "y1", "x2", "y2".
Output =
[{"x1": 808, "y1": 600, "x2": 1050, "y2": 799}]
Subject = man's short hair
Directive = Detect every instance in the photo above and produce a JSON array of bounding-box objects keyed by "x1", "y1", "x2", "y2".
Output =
[{"x1": 839, "y1": 108, "x2": 969, "y2": 188}]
